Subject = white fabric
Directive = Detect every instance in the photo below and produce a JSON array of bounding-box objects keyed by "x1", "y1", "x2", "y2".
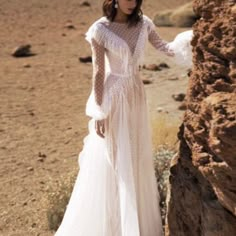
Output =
[
  {"x1": 55, "y1": 14, "x2": 193, "y2": 236},
  {"x1": 168, "y1": 29, "x2": 193, "y2": 68}
]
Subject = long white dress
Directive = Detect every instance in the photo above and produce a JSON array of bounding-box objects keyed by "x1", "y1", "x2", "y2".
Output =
[{"x1": 55, "y1": 14, "x2": 193, "y2": 236}]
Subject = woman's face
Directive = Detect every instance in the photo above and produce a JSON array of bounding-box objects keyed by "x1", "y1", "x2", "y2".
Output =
[{"x1": 117, "y1": 0, "x2": 137, "y2": 15}]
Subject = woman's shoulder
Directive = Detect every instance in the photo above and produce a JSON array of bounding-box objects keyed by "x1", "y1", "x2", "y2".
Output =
[
  {"x1": 85, "y1": 17, "x2": 109, "y2": 44},
  {"x1": 142, "y1": 14, "x2": 150, "y2": 21},
  {"x1": 89, "y1": 16, "x2": 109, "y2": 29},
  {"x1": 142, "y1": 14, "x2": 154, "y2": 25},
  {"x1": 141, "y1": 14, "x2": 156, "y2": 32}
]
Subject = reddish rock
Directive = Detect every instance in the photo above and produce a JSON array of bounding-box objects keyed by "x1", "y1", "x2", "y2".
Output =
[
  {"x1": 178, "y1": 101, "x2": 187, "y2": 110},
  {"x1": 166, "y1": 0, "x2": 236, "y2": 235},
  {"x1": 159, "y1": 62, "x2": 170, "y2": 69},
  {"x1": 64, "y1": 22, "x2": 76, "y2": 29},
  {"x1": 12, "y1": 44, "x2": 32, "y2": 57},
  {"x1": 143, "y1": 64, "x2": 162, "y2": 71},
  {"x1": 142, "y1": 78, "x2": 153, "y2": 84},
  {"x1": 172, "y1": 93, "x2": 185, "y2": 102},
  {"x1": 80, "y1": 1, "x2": 91, "y2": 7}
]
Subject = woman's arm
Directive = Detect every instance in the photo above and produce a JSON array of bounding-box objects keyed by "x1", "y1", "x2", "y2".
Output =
[
  {"x1": 84, "y1": 21, "x2": 109, "y2": 121},
  {"x1": 90, "y1": 38, "x2": 105, "y2": 107},
  {"x1": 144, "y1": 15, "x2": 174, "y2": 57},
  {"x1": 148, "y1": 29, "x2": 175, "y2": 57},
  {"x1": 145, "y1": 16, "x2": 193, "y2": 67},
  {"x1": 90, "y1": 38, "x2": 106, "y2": 138}
]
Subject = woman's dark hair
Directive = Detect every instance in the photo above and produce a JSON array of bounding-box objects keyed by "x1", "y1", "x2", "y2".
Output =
[{"x1": 102, "y1": 0, "x2": 143, "y2": 27}]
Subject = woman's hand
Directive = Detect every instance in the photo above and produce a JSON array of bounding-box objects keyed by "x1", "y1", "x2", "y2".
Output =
[
  {"x1": 95, "y1": 119, "x2": 105, "y2": 138},
  {"x1": 167, "y1": 49, "x2": 175, "y2": 57}
]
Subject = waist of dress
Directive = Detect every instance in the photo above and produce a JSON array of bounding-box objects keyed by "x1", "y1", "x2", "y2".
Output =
[
  {"x1": 104, "y1": 70, "x2": 142, "y2": 93},
  {"x1": 106, "y1": 70, "x2": 140, "y2": 78}
]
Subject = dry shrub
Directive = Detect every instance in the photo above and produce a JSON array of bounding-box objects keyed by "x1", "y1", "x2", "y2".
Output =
[
  {"x1": 151, "y1": 113, "x2": 180, "y2": 152},
  {"x1": 47, "y1": 173, "x2": 77, "y2": 231},
  {"x1": 151, "y1": 114, "x2": 180, "y2": 225},
  {"x1": 153, "y1": 148, "x2": 175, "y2": 226}
]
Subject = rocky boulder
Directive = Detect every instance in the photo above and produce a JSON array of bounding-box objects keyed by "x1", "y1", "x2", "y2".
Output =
[
  {"x1": 154, "y1": 2, "x2": 200, "y2": 27},
  {"x1": 166, "y1": 0, "x2": 236, "y2": 235}
]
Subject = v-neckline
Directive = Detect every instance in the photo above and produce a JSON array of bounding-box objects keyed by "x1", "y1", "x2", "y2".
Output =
[{"x1": 101, "y1": 17, "x2": 144, "y2": 60}]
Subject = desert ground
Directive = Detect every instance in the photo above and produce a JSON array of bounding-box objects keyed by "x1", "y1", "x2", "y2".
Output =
[{"x1": 0, "y1": 0, "x2": 191, "y2": 235}]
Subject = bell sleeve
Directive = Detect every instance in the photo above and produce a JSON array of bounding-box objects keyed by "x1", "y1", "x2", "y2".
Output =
[
  {"x1": 145, "y1": 15, "x2": 193, "y2": 67},
  {"x1": 168, "y1": 30, "x2": 194, "y2": 68},
  {"x1": 84, "y1": 22, "x2": 108, "y2": 120}
]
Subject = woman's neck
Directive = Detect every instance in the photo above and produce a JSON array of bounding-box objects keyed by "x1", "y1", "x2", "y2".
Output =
[{"x1": 114, "y1": 10, "x2": 128, "y2": 23}]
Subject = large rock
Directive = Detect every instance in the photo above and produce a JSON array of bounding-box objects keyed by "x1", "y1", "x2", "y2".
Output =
[
  {"x1": 153, "y1": 10, "x2": 173, "y2": 27},
  {"x1": 154, "y1": 2, "x2": 200, "y2": 27},
  {"x1": 166, "y1": 0, "x2": 236, "y2": 235}
]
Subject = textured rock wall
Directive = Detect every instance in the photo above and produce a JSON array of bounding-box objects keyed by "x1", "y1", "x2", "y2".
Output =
[{"x1": 166, "y1": 0, "x2": 236, "y2": 235}]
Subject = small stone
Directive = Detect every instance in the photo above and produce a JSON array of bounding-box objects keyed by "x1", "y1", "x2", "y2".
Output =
[
  {"x1": 38, "y1": 152, "x2": 47, "y2": 158},
  {"x1": 80, "y1": 1, "x2": 91, "y2": 7},
  {"x1": 31, "y1": 222, "x2": 37, "y2": 228},
  {"x1": 187, "y1": 69, "x2": 192, "y2": 77},
  {"x1": 37, "y1": 157, "x2": 44, "y2": 162},
  {"x1": 65, "y1": 140, "x2": 70, "y2": 144},
  {"x1": 142, "y1": 78, "x2": 153, "y2": 84},
  {"x1": 58, "y1": 73, "x2": 64, "y2": 78},
  {"x1": 156, "y1": 107, "x2": 164, "y2": 112},
  {"x1": 178, "y1": 102, "x2": 187, "y2": 110},
  {"x1": 168, "y1": 77, "x2": 179, "y2": 81},
  {"x1": 158, "y1": 62, "x2": 170, "y2": 69},
  {"x1": 50, "y1": 158, "x2": 59, "y2": 164},
  {"x1": 27, "y1": 166, "x2": 34, "y2": 171},
  {"x1": 172, "y1": 93, "x2": 186, "y2": 102},
  {"x1": 79, "y1": 56, "x2": 92, "y2": 63},
  {"x1": 12, "y1": 44, "x2": 32, "y2": 57},
  {"x1": 23, "y1": 63, "x2": 31, "y2": 68},
  {"x1": 64, "y1": 23, "x2": 76, "y2": 29},
  {"x1": 39, "y1": 26, "x2": 46, "y2": 30},
  {"x1": 143, "y1": 64, "x2": 162, "y2": 71}
]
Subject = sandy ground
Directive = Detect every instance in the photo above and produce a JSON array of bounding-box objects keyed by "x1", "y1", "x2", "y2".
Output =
[{"x1": 0, "y1": 0, "x2": 191, "y2": 235}]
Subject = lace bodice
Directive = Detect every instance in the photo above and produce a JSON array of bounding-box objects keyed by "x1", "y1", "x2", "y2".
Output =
[{"x1": 85, "y1": 15, "x2": 175, "y2": 114}]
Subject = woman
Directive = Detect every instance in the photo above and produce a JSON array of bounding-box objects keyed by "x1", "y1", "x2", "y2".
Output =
[{"x1": 55, "y1": 0, "x2": 193, "y2": 235}]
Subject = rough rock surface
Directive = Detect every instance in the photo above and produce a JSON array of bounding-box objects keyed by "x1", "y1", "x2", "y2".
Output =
[{"x1": 166, "y1": 0, "x2": 236, "y2": 235}]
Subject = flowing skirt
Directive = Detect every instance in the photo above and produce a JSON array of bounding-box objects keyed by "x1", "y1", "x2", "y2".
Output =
[{"x1": 55, "y1": 72, "x2": 163, "y2": 236}]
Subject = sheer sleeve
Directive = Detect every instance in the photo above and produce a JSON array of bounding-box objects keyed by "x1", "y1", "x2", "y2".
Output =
[
  {"x1": 91, "y1": 38, "x2": 105, "y2": 108},
  {"x1": 148, "y1": 29, "x2": 175, "y2": 57},
  {"x1": 144, "y1": 15, "x2": 193, "y2": 67},
  {"x1": 84, "y1": 22, "x2": 108, "y2": 120},
  {"x1": 145, "y1": 15, "x2": 174, "y2": 57}
]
